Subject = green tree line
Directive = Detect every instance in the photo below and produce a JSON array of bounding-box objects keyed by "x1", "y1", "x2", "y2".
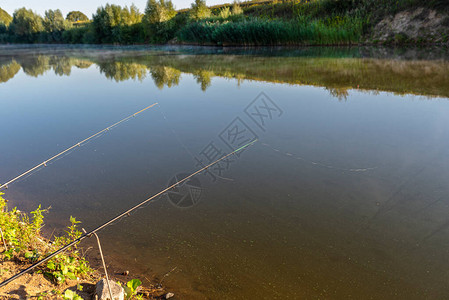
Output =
[
  {"x1": 0, "y1": 1, "x2": 185, "y2": 44},
  {"x1": 0, "y1": 0, "x2": 359, "y2": 45},
  {"x1": 1, "y1": 0, "x2": 448, "y2": 45}
]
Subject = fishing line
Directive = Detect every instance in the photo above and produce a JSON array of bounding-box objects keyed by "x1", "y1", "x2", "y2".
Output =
[
  {"x1": 0, "y1": 139, "x2": 258, "y2": 288},
  {"x1": 0, "y1": 103, "x2": 158, "y2": 191},
  {"x1": 261, "y1": 142, "x2": 377, "y2": 173}
]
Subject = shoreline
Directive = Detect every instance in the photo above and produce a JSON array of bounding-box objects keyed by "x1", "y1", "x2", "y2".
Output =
[
  {"x1": 1, "y1": 40, "x2": 449, "y2": 47},
  {"x1": 0, "y1": 231, "x2": 169, "y2": 299},
  {"x1": 0, "y1": 195, "x2": 170, "y2": 300}
]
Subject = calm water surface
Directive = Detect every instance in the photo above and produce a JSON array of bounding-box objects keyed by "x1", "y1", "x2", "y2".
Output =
[{"x1": 1, "y1": 45, "x2": 449, "y2": 299}]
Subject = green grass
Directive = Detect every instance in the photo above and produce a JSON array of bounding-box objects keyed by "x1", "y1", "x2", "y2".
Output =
[{"x1": 177, "y1": 16, "x2": 364, "y2": 45}]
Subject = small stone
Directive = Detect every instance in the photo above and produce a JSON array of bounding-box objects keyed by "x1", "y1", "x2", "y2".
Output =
[
  {"x1": 122, "y1": 270, "x2": 129, "y2": 276},
  {"x1": 95, "y1": 278, "x2": 124, "y2": 300},
  {"x1": 165, "y1": 292, "x2": 175, "y2": 299}
]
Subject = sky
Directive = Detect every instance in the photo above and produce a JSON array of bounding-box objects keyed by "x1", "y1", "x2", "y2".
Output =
[{"x1": 1, "y1": 0, "x2": 226, "y2": 17}]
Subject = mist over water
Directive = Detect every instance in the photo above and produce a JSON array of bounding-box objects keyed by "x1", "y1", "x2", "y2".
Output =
[{"x1": 2, "y1": 45, "x2": 449, "y2": 299}]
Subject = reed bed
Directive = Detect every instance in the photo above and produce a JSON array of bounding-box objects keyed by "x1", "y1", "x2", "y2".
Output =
[{"x1": 177, "y1": 17, "x2": 364, "y2": 45}]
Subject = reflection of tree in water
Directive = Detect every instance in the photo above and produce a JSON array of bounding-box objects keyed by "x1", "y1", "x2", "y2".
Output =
[
  {"x1": 74, "y1": 60, "x2": 93, "y2": 69},
  {"x1": 49, "y1": 56, "x2": 73, "y2": 76},
  {"x1": 193, "y1": 69, "x2": 213, "y2": 91},
  {"x1": 20, "y1": 56, "x2": 50, "y2": 77},
  {"x1": 3, "y1": 51, "x2": 449, "y2": 99},
  {"x1": 98, "y1": 62, "x2": 148, "y2": 82},
  {"x1": 221, "y1": 71, "x2": 245, "y2": 86},
  {"x1": 326, "y1": 87, "x2": 349, "y2": 101},
  {"x1": 14, "y1": 55, "x2": 94, "y2": 79},
  {"x1": 0, "y1": 60, "x2": 21, "y2": 83},
  {"x1": 49, "y1": 57, "x2": 92, "y2": 76},
  {"x1": 150, "y1": 66, "x2": 181, "y2": 89}
]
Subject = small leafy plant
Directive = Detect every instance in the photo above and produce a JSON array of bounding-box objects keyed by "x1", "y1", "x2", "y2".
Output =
[
  {"x1": 44, "y1": 216, "x2": 92, "y2": 283},
  {"x1": 124, "y1": 279, "x2": 142, "y2": 299},
  {"x1": 0, "y1": 193, "x2": 92, "y2": 285},
  {"x1": 63, "y1": 289, "x2": 83, "y2": 300}
]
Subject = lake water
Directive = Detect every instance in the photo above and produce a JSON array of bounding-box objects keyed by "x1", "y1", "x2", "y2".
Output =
[{"x1": 1, "y1": 45, "x2": 449, "y2": 299}]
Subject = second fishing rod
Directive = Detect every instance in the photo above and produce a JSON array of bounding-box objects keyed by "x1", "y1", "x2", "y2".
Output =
[{"x1": 0, "y1": 139, "x2": 258, "y2": 288}]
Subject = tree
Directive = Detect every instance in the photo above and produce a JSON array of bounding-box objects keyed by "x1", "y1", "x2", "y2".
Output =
[
  {"x1": 66, "y1": 11, "x2": 89, "y2": 22},
  {"x1": 0, "y1": 7, "x2": 12, "y2": 26},
  {"x1": 104, "y1": 4, "x2": 143, "y2": 26},
  {"x1": 92, "y1": 4, "x2": 143, "y2": 43},
  {"x1": 124, "y1": 4, "x2": 143, "y2": 25},
  {"x1": 43, "y1": 9, "x2": 71, "y2": 42},
  {"x1": 9, "y1": 8, "x2": 43, "y2": 39},
  {"x1": 43, "y1": 9, "x2": 70, "y2": 32},
  {"x1": 190, "y1": 0, "x2": 211, "y2": 20},
  {"x1": 92, "y1": 4, "x2": 120, "y2": 43},
  {"x1": 93, "y1": 4, "x2": 141, "y2": 28},
  {"x1": 144, "y1": 0, "x2": 176, "y2": 24}
]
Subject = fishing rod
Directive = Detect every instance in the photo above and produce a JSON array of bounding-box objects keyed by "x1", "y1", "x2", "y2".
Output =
[
  {"x1": 0, "y1": 139, "x2": 258, "y2": 288},
  {"x1": 0, "y1": 103, "x2": 158, "y2": 191}
]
